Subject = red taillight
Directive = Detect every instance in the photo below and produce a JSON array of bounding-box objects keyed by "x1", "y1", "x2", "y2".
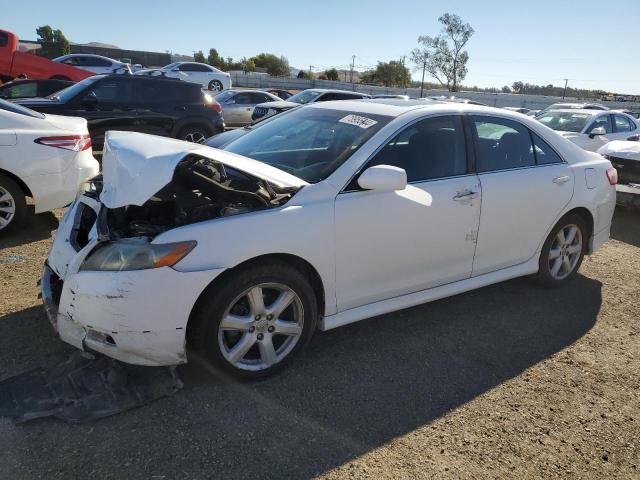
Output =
[
  {"x1": 606, "y1": 167, "x2": 618, "y2": 185},
  {"x1": 209, "y1": 100, "x2": 222, "y2": 113},
  {"x1": 35, "y1": 135, "x2": 92, "y2": 152}
]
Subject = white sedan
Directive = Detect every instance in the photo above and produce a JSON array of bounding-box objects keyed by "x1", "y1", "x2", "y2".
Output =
[
  {"x1": 536, "y1": 109, "x2": 640, "y2": 151},
  {"x1": 135, "y1": 62, "x2": 231, "y2": 92},
  {"x1": 42, "y1": 100, "x2": 616, "y2": 378},
  {"x1": 53, "y1": 54, "x2": 132, "y2": 75},
  {"x1": 0, "y1": 100, "x2": 99, "y2": 234}
]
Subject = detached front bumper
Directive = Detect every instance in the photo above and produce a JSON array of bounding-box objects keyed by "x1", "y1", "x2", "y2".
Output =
[{"x1": 42, "y1": 197, "x2": 225, "y2": 367}]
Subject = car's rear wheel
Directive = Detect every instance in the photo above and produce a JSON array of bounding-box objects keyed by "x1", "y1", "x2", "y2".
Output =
[
  {"x1": 536, "y1": 213, "x2": 586, "y2": 288},
  {"x1": 0, "y1": 173, "x2": 27, "y2": 235},
  {"x1": 189, "y1": 261, "x2": 318, "y2": 379},
  {"x1": 177, "y1": 125, "x2": 212, "y2": 144},
  {"x1": 208, "y1": 80, "x2": 224, "y2": 92}
]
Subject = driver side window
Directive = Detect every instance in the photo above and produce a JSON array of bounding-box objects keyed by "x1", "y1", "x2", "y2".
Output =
[
  {"x1": 587, "y1": 115, "x2": 612, "y2": 134},
  {"x1": 364, "y1": 115, "x2": 468, "y2": 183}
]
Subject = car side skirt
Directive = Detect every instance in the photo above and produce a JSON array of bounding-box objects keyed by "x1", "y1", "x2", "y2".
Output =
[{"x1": 320, "y1": 257, "x2": 540, "y2": 331}]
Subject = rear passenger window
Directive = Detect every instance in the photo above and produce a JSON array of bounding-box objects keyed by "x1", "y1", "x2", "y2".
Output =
[
  {"x1": 472, "y1": 116, "x2": 535, "y2": 172},
  {"x1": 531, "y1": 132, "x2": 563, "y2": 165},
  {"x1": 614, "y1": 114, "x2": 633, "y2": 132},
  {"x1": 367, "y1": 115, "x2": 467, "y2": 182}
]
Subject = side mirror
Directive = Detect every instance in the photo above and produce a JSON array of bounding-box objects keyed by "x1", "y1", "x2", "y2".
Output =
[
  {"x1": 357, "y1": 165, "x2": 407, "y2": 191},
  {"x1": 589, "y1": 126, "x2": 606, "y2": 138}
]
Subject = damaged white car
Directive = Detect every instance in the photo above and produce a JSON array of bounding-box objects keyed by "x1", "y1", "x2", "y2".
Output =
[
  {"x1": 598, "y1": 140, "x2": 640, "y2": 207},
  {"x1": 42, "y1": 101, "x2": 617, "y2": 378}
]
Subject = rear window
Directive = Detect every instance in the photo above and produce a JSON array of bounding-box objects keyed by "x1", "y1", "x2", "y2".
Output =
[{"x1": 0, "y1": 99, "x2": 45, "y2": 119}]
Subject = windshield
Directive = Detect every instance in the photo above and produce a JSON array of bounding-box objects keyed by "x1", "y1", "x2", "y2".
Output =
[
  {"x1": 215, "y1": 90, "x2": 235, "y2": 103},
  {"x1": 223, "y1": 107, "x2": 392, "y2": 183},
  {"x1": 49, "y1": 76, "x2": 103, "y2": 102},
  {"x1": 536, "y1": 112, "x2": 592, "y2": 132},
  {"x1": 162, "y1": 62, "x2": 179, "y2": 71},
  {"x1": 287, "y1": 90, "x2": 323, "y2": 104},
  {"x1": 0, "y1": 98, "x2": 45, "y2": 118}
]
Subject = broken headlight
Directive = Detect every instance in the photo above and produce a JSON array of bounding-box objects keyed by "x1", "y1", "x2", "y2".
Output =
[{"x1": 80, "y1": 240, "x2": 197, "y2": 272}]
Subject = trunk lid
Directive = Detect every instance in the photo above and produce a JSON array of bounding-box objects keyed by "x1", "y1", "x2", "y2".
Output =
[
  {"x1": 44, "y1": 113, "x2": 89, "y2": 134},
  {"x1": 100, "y1": 131, "x2": 307, "y2": 208}
]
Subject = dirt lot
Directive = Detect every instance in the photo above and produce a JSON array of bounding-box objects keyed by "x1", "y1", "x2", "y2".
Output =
[{"x1": 0, "y1": 208, "x2": 638, "y2": 479}]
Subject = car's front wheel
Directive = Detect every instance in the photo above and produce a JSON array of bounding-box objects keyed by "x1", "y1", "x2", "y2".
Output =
[
  {"x1": 189, "y1": 261, "x2": 318, "y2": 379},
  {"x1": 208, "y1": 80, "x2": 224, "y2": 92},
  {"x1": 536, "y1": 213, "x2": 587, "y2": 288},
  {"x1": 0, "y1": 173, "x2": 27, "y2": 235},
  {"x1": 177, "y1": 125, "x2": 212, "y2": 144}
]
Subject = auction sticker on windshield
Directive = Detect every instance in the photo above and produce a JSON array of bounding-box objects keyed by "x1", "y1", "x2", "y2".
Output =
[{"x1": 339, "y1": 114, "x2": 378, "y2": 129}]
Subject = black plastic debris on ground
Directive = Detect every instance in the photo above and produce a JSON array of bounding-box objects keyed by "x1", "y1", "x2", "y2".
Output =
[{"x1": 0, "y1": 353, "x2": 183, "y2": 423}]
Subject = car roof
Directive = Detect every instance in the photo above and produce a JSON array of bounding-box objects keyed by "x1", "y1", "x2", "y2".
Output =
[
  {"x1": 540, "y1": 109, "x2": 605, "y2": 116},
  {"x1": 57, "y1": 53, "x2": 120, "y2": 61},
  {"x1": 304, "y1": 88, "x2": 369, "y2": 95}
]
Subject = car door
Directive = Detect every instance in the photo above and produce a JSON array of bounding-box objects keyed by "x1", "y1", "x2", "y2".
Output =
[
  {"x1": 579, "y1": 113, "x2": 614, "y2": 151},
  {"x1": 223, "y1": 92, "x2": 250, "y2": 127},
  {"x1": 129, "y1": 78, "x2": 175, "y2": 137},
  {"x1": 67, "y1": 77, "x2": 138, "y2": 146},
  {"x1": 612, "y1": 114, "x2": 640, "y2": 141},
  {"x1": 470, "y1": 115, "x2": 574, "y2": 276},
  {"x1": 334, "y1": 114, "x2": 481, "y2": 311}
]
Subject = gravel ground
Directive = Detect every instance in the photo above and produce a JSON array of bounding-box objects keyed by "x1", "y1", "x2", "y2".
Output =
[{"x1": 0, "y1": 208, "x2": 638, "y2": 479}]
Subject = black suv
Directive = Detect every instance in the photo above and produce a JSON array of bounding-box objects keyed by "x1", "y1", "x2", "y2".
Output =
[{"x1": 16, "y1": 75, "x2": 225, "y2": 147}]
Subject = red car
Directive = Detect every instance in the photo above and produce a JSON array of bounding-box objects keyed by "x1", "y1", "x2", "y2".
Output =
[{"x1": 0, "y1": 29, "x2": 92, "y2": 82}]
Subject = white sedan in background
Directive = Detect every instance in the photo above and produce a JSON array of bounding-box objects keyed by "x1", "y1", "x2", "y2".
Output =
[
  {"x1": 536, "y1": 109, "x2": 640, "y2": 151},
  {"x1": 42, "y1": 100, "x2": 616, "y2": 379},
  {"x1": 0, "y1": 99, "x2": 99, "y2": 234},
  {"x1": 53, "y1": 54, "x2": 132, "y2": 75},
  {"x1": 135, "y1": 62, "x2": 231, "y2": 92}
]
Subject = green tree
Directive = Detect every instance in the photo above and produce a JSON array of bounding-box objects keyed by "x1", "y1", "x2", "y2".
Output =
[
  {"x1": 501, "y1": 85, "x2": 511, "y2": 93},
  {"x1": 297, "y1": 70, "x2": 313, "y2": 79},
  {"x1": 363, "y1": 61, "x2": 410, "y2": 87},
  {"x1": 207, "y1": 48, "x2": 224, "y2": 68},
  {"x1": 250, "y1": 53, "x2": 290, "y2": 76},
  {"x1": 412, "y1": 13, "x2": 474, "y2": 92},
  {"x1": 193, "y1": 50, "x2": 206, "y2": 63},
  {"x1": 324, "y1": 68, "x2": 339, "y2": 81},
  {"x1": 36, "y1": 25, "x2": 70, "y2": 58},
  {"x1": 512, "y1": 81, "x2": 524, "y2": 93},
  {"x1": 242, "y1": 58, "x2": 256, "y2": 73}
]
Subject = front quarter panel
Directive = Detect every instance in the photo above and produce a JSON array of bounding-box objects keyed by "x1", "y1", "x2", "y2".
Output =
[{"x1": 153, "y1": 182, "x2": 338, "y2": 315}]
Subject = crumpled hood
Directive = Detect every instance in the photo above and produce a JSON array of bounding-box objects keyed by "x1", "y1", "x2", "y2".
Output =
[
  {"x1": 597, "y1": 140, "x2": 640, "y2": 161},
  {"x1": 100, "y1": 131, "x2": 308, "y2": 208},
  {"x1": 255, "y1": 100, "x2": 300, "y2": 110}
]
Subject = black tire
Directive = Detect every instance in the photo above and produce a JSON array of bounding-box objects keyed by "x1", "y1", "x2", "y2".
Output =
[
  {"x1": 535, "y1": 213, "x2": 587, "y2": 288},
  {"x1": 177, "y1": 124, "x2": 212, "y2": 144},
  {"x1": 208, "y1": 80, "x2": 224, "y2": 92},
  {"x1": 0, "y1": 173, "x2": 27, "y2": 236},
  {"x1": 189, "y1": 260, "x2": 318, "y2": 380}
]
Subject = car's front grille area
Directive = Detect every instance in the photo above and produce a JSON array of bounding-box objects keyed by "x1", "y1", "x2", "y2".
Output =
[
  {"x1": 70, "y1": 203, "x2": 97, "y2": 252},
  {"x1": 608, "y1": 155, "x2": 640, "y2": 185}
]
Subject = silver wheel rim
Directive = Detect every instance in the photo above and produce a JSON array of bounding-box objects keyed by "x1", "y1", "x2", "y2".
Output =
[
  {"x1": 183, "y1": 131, "x2": 207, "y2": 144},
  {"x1": 209, "y1": 81, "x2": 222, "y2": 92},
  {"x1": 548, "y1": 224, "x2": 582, "y2": 280},
  {"x1": 218, "y1": 283, "x2": 304, "y2": 372},
  {"x1": 0, "y1": 185, "x2": 16, "y2": 231}
]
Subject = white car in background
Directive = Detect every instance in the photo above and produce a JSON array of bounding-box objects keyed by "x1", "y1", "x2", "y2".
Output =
[
  {"x1": 535, "y1": 109, "x2": 640, "y2": 151},
  {"x1": 42, "y1": 100, "x2": 616, "y2": 379},
  {"x1": 598, "y1": 140, "x2": 640, "y2": 207},
  {"x1": 53, "y1": 54, "x2": 132, "y2": 75},
  {"x1": 0, "y1": 99, "x2": 99, "y2": 234},
  {"x1": 135, "y1": 62, "x2": 231, "y2": 92}
]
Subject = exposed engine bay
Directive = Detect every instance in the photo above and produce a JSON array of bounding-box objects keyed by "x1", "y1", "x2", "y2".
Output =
[{"x1": 91, "y1": 155, "x2": 300, "y2": 239}]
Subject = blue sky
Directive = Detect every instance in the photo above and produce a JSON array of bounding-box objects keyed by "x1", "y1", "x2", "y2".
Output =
[{"x1": 4, "y1": 0, "x2": 639, "y2": 93}]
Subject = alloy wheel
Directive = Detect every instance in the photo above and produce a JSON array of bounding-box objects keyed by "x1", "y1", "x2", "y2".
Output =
[
  {"x1": 182, "y1": 131, "x2": 207, "y2": 144},
  {"x1": 0, "y1": 185, "x2": 16, "y2": 231},
  {"x1": 218, "y1": 283, "x2": 304, "y2": 372},
  {"x1": 548, "y1": 224, "x2": 582, "y2": 280}
]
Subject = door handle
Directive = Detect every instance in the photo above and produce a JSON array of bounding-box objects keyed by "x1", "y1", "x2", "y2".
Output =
[
  {"x1": 453, "y1": 190, "x2": 479, "y2": 202},
  {"x1": 552, "y1": 175, "x2": 570, "y2": 184}
]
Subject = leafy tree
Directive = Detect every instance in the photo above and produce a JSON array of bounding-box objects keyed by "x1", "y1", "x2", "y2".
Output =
[
  {"x1": 411, "y1": 13, "x2": 474, "y2": 92},
  {"x1": 512, "y1": 81, "x2": 524, "y2": 93},
  {"x1": 250, "y1": 53, "x2": 290, "y2": 76},
  {"x1": 207, "y1": 48, "x2": 224, "y2": 68},
  {"x1": 324, "y1": 68, "x2": 339, "y2": 81},
  {"x1": 36, "y1": 25, "x2": 70, "y2": 58},
  {"x1": 193, "y1": 50, "x2": 206, "y2": 63},
  {"x1": 501, "y1": 85, "x2": 511, "y2": 93},
  {"x1": 297, "y1": 70, "x2": 313, "y2": 79},
  {"x1": 361, "y1": 61, "x2": 410, "y2": 87},
  {"x1": 242, "y1": 57, "x2": 256, "y2": 73}
]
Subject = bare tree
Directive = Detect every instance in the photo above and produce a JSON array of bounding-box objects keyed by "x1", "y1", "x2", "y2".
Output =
[{"x1": 411, "y1": 13, "x2": 474, "y2": 92}]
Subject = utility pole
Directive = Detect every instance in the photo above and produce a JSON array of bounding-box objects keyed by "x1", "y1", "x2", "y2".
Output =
[
  {"x1": 350, "y1": 55, "x2": 356, "y2": 84},
  {"x1": 562, "y1": 78, "x2": 569, "y2": 100},
  {"x1": 309, "y1": 65, "x2": 314, "y2": 78},
  {"x1": 420, "y1": 61, "x2": 426, "y2": 98}
]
